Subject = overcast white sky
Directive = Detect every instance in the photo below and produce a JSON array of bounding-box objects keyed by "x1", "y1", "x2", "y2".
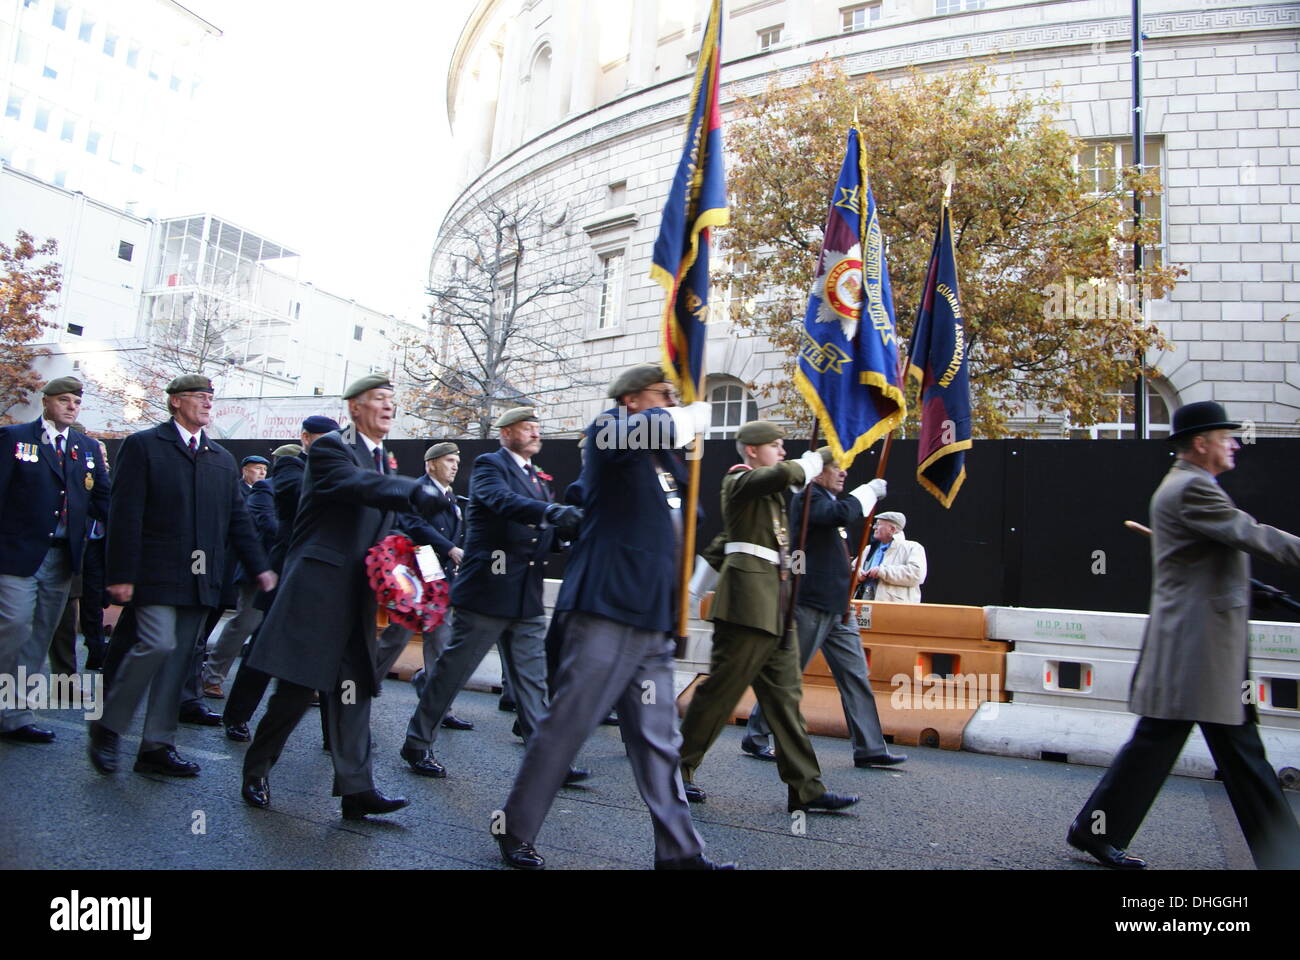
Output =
[{"x1": 177, "y1": 0, "x2": 478, "y2": 323}]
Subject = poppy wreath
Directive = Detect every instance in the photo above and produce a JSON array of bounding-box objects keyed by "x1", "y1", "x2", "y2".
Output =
[{"x1": 365, "y1": 533, "x2": 449, "y2": 632}]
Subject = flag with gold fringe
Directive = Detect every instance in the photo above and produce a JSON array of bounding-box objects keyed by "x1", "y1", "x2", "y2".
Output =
[
  {"x1": 794, "y1": 127, "x2": 905, "y2": 467},
  {"x1": 908, "y1": 201, "x2": 971, "y2": 507},
  {"x1": 650, "y1": 0, "x2": 727, "y2": 404}
]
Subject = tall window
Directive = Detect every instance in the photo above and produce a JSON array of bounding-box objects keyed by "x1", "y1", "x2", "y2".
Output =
[
  {"x1": 597, "y1": 250, "x2": 624, "y2": 329},
  {"x1": 1068, "y1": 380, "x2": 1172, "y2": 439},
  {"x1": 936, "y1": 0, "x2": 984, "y2": 13},
  {"x1": 1078, "y1": 137, "x2": 1165, "y2": 267},
  {"x1": 526, "y1": 45, "x2": 552, "y2": 132},
  {"x1": 841, "y1": 4, "x2": 882, "y2": 32},
  {"x1": 103, "y1": 31, "x2": 118, "y2": 57},
  {"x1": 51, "y1": 3, "x2": 68, "y2": 30},
  {"x1": 758, "y1": 25, "x2": 783, "y2": 51},
  {"x1": 5, "y1": 92, "x2": 23, "y2": 121},
  {"x1": 33, "y1": 101, "x2": 51, "y2": 132},
  {"x1": 59, "y1": 114, "x2": 76, "y2": 142},
  {"x1": 78, "y1": 16, "x2": 95, "y2": 43},
  {"x1": 707, "y1": 380, "x2": 759, "y2": 439}
]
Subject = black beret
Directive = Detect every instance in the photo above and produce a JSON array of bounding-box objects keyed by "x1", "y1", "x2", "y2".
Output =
[{"x1": 301, "y1": 415, "x2": 340, "y2": 434}]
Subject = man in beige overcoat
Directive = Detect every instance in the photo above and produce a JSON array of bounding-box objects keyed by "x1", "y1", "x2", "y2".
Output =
[{"x1": 1067, "y1": 401, "x2": 1300, "y2": 870}]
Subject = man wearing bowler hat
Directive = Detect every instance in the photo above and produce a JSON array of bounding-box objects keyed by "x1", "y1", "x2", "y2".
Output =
[
  {"x1": 0, "y1": 377, "x2": 110, "y2": 744},
  {"x1": 1067, "y1": 400, "x2": 1300, "y2": 870}
]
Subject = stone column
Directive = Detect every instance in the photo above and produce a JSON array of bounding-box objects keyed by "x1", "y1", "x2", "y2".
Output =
[
  {"x1": 627, "y1": 0, "x2": 660, "y2": 90},
  {"x1": 568, "y1": 1, "x2": 598, "y2": 114}
]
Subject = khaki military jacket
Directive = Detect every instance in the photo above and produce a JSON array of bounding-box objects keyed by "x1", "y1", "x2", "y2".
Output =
[{"x1": 709, "y1": 461, "x2": 804, "y2": 636}]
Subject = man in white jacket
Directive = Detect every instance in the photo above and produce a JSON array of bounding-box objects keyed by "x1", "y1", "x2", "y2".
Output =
[{"x1": 856, "y1": 512, "x2": 926, "y2": 603}]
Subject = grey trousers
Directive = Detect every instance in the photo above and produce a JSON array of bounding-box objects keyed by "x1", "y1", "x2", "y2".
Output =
[
  {"x1": 203, "y1": 582, "x2": 263, "y2": 686},
  {"x1": 404, "y1": 607, "x2": 547, "y2": 751},
  {"x1": 99, "y1": 605, "x2": 209, "y2": 752},
  {"x1": 746, "y1": 604, "x2": 888, "y2": 761},
  {"x1": 502, "y1": 611, "x2": 703, "y2": 862},
  {"x1": 0, "y1": 545, "x2": 72, "y2": 731}
]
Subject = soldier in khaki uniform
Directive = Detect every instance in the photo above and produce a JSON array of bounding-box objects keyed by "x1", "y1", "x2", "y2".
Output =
[{"x1": 678, "y1": 421, "x2": 865, "y2": 813}]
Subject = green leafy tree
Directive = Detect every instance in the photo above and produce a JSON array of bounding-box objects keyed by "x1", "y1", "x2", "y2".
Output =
[{"x1": 720, "y1": 61, "x2": 1182, "y2": 436}]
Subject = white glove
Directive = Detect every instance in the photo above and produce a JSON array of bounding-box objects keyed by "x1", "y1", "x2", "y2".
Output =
[
  {"x1": 665, "y1": 401, "x2": 712, "y2": 447},
  {"x1": 793, "y1": 449, "x2": 824, "y2": 486},
  {"x1": 847, "y1": 479, "x2": 886, "y2": 515}
]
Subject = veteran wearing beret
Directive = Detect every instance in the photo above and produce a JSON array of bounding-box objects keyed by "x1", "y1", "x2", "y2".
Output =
[
  {"x1": 398, "y1": 407, "x2": 585, "y2": 783},
  {"x1": 89, "y1": 374, "x2": 274, "y2": 777},
  {"x1": 400, "y1": 441, "x2": 476, "y2": 736},
  {"x1": 495, "y1": 363, "x2": 725, "y2": 870},
  {"x1": 222, "y1": 417, "x2": 338, "y2": 742},
  {"x1": 0, "y1": 377, "x2": 110, "y2": 744},
  {"x1": 677, "y1": 421, "x2": 860, "y2": 813},
  {"x1": 241, "y1": 376, "x2": 446, "y2": 819}
]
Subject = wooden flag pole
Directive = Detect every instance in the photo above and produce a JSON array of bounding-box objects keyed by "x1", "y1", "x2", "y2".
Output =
[
  {"x1": 781, "y1": 418, "x2": 820, "y2": 644},
  {"x1": 842, "y1": 431, "x2": 894, "y2": 625},
  {"x1": 675, "y1": 365, "x2": 708, "y2": 653}
]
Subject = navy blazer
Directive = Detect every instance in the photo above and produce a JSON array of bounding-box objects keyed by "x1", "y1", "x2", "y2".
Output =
[
  {"x1": 450, "y1": 446, "x2": 556, "y2": 620},
  {"x1": 555, "y1": 406, "x2": 689, "y2": 632},
  {"x1": 248, "y1": 430, "x2": 422, "y2": 694},
  {"x1": 400, "y1": 474, "x2": 465, "y2": 581},
  {"x1": 0, "y1": 418, "x2": 111, "y2": 577},
  {"x1": 789, "y1": 483, "x2": 862, "y2": 615},
  {"x1": 105, "y1": 420, "x2": 266, "y2": 608}
]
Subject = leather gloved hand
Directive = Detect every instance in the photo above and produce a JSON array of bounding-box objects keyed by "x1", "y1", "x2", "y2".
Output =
[{"x1": 545, "y1": 503, "x2": 584, "y2": 539}]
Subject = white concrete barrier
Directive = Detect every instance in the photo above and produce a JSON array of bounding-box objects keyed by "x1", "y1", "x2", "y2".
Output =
[{"x1": 964, "y1": 606, "x2": 1300, "y2": 780}]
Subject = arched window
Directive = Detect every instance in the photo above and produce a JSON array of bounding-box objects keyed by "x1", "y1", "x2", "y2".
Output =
[
  {"x1": 525, "y1": 44, "x2": 552, "y2": 133},
  {"x1": 1068, "y1": 377, "x2": 1174, "y2": 439},
  {"x1": 707, "y1": 377, "x2": 758, "y2": 439}
]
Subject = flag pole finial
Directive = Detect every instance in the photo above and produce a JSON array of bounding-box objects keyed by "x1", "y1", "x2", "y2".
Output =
[{"x1": 940, "y1": 159, "x2": 957, "y2": 204}]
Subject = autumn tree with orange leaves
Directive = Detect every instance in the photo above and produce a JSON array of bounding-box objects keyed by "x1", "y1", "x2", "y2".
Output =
[
  {"x1": 1, "y1": 231, "x2": 62, "y2": 424},
  {"x1": 719, "y1": 62, "x2": 1182, "y2": 437}
]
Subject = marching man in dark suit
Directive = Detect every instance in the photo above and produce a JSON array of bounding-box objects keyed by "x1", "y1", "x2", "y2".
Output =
[
  {"x1": 241, "y1": 377, "x2": 445, "y2": 819},
  {"x1": 742, "y1": 448, "x2": 900, "y2": 767},
  {"x1": 397, "y1": 407, "x2": 583, "y2": 781},
  {"x1": 1068, "y1": 401, "x2": 1300, "y2": 870},
  {"x1": 495, "y1": 363, "x2": 728, "y2": 870},
  {"x1": 89, "y1": 374, "x2": 273, "y2": 777},
  {"x1": 401, "y1": 441, "x2": 474, "y2": 736},
  {"x1": 0, "y1": 377, "x2": 110, "y2": 743}
]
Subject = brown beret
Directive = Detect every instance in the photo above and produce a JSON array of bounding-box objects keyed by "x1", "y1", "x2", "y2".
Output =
[
  {"x1": 493, "y1": 407, "x2": 538, "y2": 429},
  {"x1": 42, "y1": 376, "x2": 84, "y2": 397},
  {"x1": 342, "y1": 373, "x2": 394, "y2": 400},
  {"x1": 736, "y1": 420, "x2": 786, "y2": 445},
  {"x1": 166, "y1": 374, "x2": 214, "y2": 394},
  {"x1": 424, "y1": 442, "x2": 459, "y2": 461},
  {"x1": 607, "y1": 362, "x2": 669, "y2": 400}
]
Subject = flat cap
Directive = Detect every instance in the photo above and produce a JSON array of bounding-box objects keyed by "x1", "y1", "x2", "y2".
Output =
[
  {"x1": 493, "y1": 407, "x2": 538, "y2": 430},
  {"x1": 241, "y1": 455, "x2": 270, "y2": 467},
  {"x1": 607, "y1": 362, "x2": 669, "y2": 400},
  {"x1": 424, "y1": 442, "x2": 459, "y2": 461},
  {"x1": 301, "y1": 415, "x2": 340, "y2": 434},
  {"x1": 166, "y1": 374, "x2": 214, "y2": 394},
  {"x1": 876, "y1": 511, "x2": 906, "y2": 530},
  {"x1": 42, "y1": 376, "x2": 84, "y2": 397},
  {"x1": 342, "y1": 373, "x2": 393, "y2": 400},
  {"x1": 736, "y1": 420, "x2": 786, "y2": 445},
  {"x1": 271, "y1": 443, "x2": 303, "y2": 458}
]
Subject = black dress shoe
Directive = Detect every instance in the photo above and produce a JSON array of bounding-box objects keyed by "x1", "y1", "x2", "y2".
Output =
[
  {"x1": 683, "y1": 781, "x2": 706, "y2": 804},
  {"x1": 511, "y1": 719, "x2": 523, "y2": 740},
  {"x1": 788, "y1": 790, "x2": 859, "y2": 813},
  {"x1": 178, "y1": 704, "x2": 222, "y2": 726},
  {"x1": 341, "y1": 789, "x2": 409, "y2": 820},
  {"x1": 563, "y1": 766, "x2": 591, "y2": 785},
  {"x1": 88, "y1": 721, "x2": 119, "y2": 774},
  {"x1": 740, "y1": 736, "x2": 776, "y2": 762},
  {"x1": 855, "y1": 752, "x2": 907, "y2": 767},
  {"x1": 242, "y1": 776, "x2": 270, "y2": 809},
  {"x1": 495, "y1": 832, "x2": 544, "y2": 870},
  {"x1": 134, "y1": 747, "x2": 201, "y2": 777},
  {"x1": 1067, "y1": 821, "x2": 1147, "y2": 869},
  {"x1": 498, "y1": 697, "x2": 517, "y2": 713},
  {"x1": 601, "y1": 711, "x2": 620, "y2": 726},
  {"x1": 225, "y1": 722, "x2": 251, "y2": 742},
  {"x1": 399, "y1": 744, "x2": 447, "y2": 778},
  {"x1": 654, "y1": 853, "x2": 738, "y2": 870},
  {"x1": 441, "y1": 714, "x2": 474, "y2": 731},
  {"x1": 0, "y1": 723, "x2": 56, "y2": 744}
]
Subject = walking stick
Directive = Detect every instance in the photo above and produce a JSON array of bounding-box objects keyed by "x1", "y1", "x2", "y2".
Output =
[{"x1": 674, "y1": 365, "x2": 708, "y2": 657}]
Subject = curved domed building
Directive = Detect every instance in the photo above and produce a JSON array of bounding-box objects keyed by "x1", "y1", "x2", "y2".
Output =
[{"x1": 437, "y1": 0, "x2": 1300, "y2": 437}]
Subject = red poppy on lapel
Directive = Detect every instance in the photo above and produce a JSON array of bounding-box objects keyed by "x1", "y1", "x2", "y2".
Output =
[
  {"x1": 387, "y1": 453, "x2": 399, "y2": 471},
  {"x1": 535, "y1": 468, "x2": 553, "y2": 483},
  {"x1": 70, "y1": 445, "x2": 79, "y2": 460}
]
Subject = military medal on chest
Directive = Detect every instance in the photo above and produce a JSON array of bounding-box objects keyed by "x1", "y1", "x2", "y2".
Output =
[
  {"x1": 85, "y1": 473, "x2": 95, "y2": 491},
  {"x1": 15, "y1": 442, "x2": 39, "y2": 463}
]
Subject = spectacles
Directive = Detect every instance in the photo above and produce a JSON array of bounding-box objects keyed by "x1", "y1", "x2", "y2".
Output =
[{"x1": 642, "y1": 387, "x2": 679, "y2": 403}]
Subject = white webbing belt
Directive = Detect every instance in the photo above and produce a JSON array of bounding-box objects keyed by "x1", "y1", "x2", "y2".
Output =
[{"x1": 724, "y1": 541, "x2": 780, "y2": 564}]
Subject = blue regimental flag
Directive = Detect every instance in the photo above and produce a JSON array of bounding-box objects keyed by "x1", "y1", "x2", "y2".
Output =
[
  {"x1": 650, "y1": 0, "x2": 727, "y2": 404},
  {"x1": 795, "y1": 128, "x2": 905, "y2": 467},
  {"x1": 907, "y1": 202, "x2": 971, "y2": 508}
]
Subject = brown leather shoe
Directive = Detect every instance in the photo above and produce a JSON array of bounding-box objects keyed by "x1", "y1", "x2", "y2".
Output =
[{"x1": 203, "y1": 682, "x2": 225, "y2": 699}]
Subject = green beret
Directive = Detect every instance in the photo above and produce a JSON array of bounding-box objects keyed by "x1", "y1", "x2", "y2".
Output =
[
  {"x1": 271, "y1": 443, "x2": 303, "y2": 458},
  {"x1": 815, "y1": 445, "x2": 835, "y2": 466},
  {"x1": 42, "y1": 376, "x2": 83, "y2": 397},
  {"x1": 736, "y1": 420, "x2": 786, "y2": 445},
  {"x1": 166, "y1": 374, "x2": 214, "y2": 394},
  {"x1": 493, "y1": 407, "x2": 538, "y2": 429},
  {"x1": 424, "y1": 442, "x2": 459, "y2": 461},
  {"x1": 342, "y1": 373, "x2": 393, "y2": 400},
  {"x1": 607, "y1": 362, "x2": 669, "y2": 400}
]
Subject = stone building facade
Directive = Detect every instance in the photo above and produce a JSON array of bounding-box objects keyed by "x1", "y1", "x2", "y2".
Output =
[{"x1": 436, "y1": 0, "x2": 1300, "y2": 437}]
